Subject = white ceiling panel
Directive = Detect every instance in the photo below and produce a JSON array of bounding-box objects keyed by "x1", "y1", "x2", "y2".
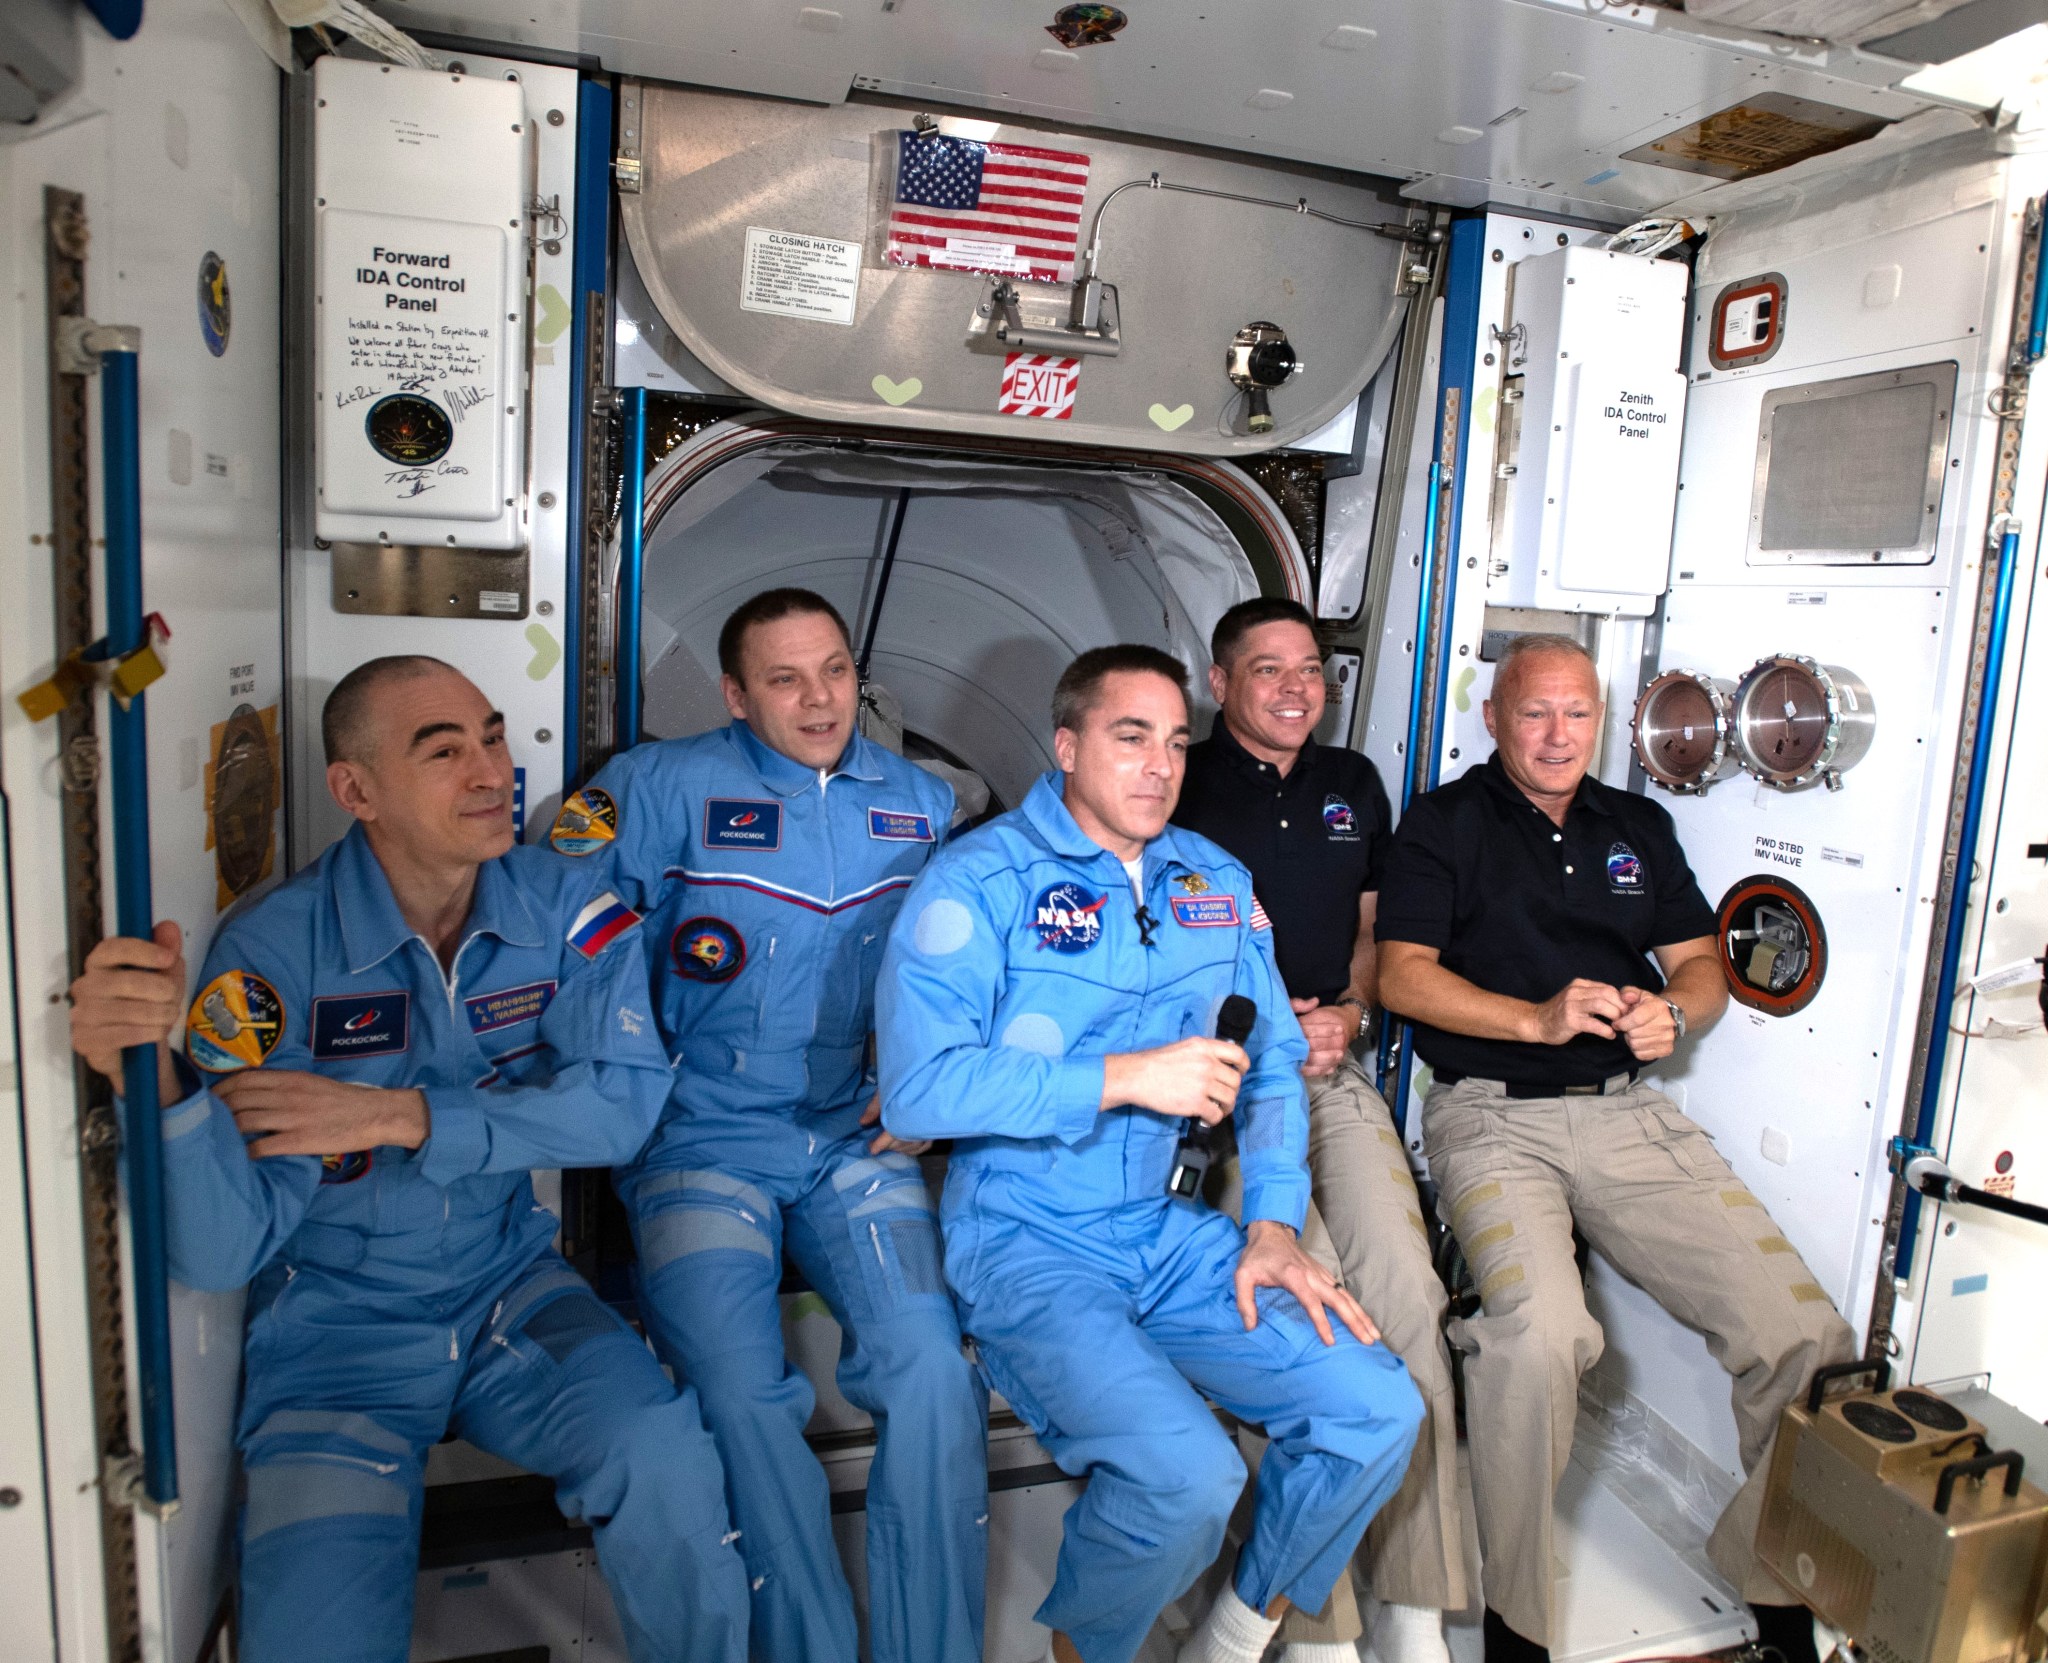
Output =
[{"x1": 392, "y1": 0, "x2": 1947, "y2": 220}]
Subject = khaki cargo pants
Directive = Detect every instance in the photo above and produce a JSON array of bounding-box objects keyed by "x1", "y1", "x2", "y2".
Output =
[
  {"x1": 1422, "y1": 1075, "x2": 1857, "y2": 1645},
  {"x1": 1219, "y1": 1058, "x2": 1467, "y2": 1642}
]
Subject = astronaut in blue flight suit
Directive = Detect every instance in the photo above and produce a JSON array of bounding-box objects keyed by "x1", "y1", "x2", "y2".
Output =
[
  {"x1": 68, "y1": 656, "x2": 749, "y2": 1663},
  {"x1": 557, "y1": 588, "x2": 988, "y2": 1663},
  {"x1": 877, "y1": 645, "x2": 1426, "y2": 1663}
]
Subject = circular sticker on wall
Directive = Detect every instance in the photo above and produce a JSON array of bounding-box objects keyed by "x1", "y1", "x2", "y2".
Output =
[
  {"x1": 197, "y1": 251, "x2": 231, "y2": 357},
  {"x1": 365, "y1": 393, "x2": 453, "y2": 466},
  {"x1": 212, "y1": 702, "x2": 279, "y2": 905}
]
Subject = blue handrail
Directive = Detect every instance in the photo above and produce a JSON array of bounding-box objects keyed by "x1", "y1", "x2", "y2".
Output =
[
  {"x1": 615, "y1": 386, "x2": 649, "y2": 751},
  {"x1": 1381, "y1": 217, "x2": 1486, "y2": 1118},
  {"x1": 1377, "y1": 461, "x2": 1442, "y2": 1097},
  {"x1": 560, "y1": 76, "x2": 615, "y2": 792},
  {"x1": 101, "y1": 339, "x2": 179, "y2": 1509},
  {"x1": 1896, "y1": 525, "x2": 2024, "y2": 1281}
]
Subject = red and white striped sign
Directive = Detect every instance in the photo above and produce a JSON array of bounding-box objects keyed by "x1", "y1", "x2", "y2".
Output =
[{"x1": 1000, "y1": 353, "x2": 1081, "y2": 420}]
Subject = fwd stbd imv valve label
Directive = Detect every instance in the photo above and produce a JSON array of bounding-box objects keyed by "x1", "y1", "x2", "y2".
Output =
[{"x1": 318, "y1": 211, "x2": 508, "y2": 523}]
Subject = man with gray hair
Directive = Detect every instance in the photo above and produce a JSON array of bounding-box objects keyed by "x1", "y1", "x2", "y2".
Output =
[{"x1": 1375, "y1": 634, "x2": 1853, "y2": 1663}]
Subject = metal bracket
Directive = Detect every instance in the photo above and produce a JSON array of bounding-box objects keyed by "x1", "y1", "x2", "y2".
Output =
[
  {"x1": 977, "y1": 278, "x2": 1121, "y2": 358},
  {"x1": 53, "y1": 318, "x2": 140, "y2": 376},
  {"x1": 101, "y1": 1452, "x2": 178, "y2": 1519}
]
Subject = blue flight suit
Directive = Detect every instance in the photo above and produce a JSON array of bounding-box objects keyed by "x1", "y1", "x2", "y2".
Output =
[
  {"x1": 565, "y1": 721, "x2": 988, "y2": 1663},
  {"x1": 877, "y1": 773, "x2": 1424, "y2": 1663},
  {"x1": 163, "y1": 824, "x2": 749, "y2": 1663}
]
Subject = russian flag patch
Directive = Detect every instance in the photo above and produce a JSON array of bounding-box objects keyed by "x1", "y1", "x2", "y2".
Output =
[{"x1": 567, "y1": 892, "x2": 642, "y2": 959}]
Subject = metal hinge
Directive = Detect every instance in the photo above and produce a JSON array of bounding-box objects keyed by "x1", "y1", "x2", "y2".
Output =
[{"x1": 613, "y1": 155, "x2": 641, "y2": 194}]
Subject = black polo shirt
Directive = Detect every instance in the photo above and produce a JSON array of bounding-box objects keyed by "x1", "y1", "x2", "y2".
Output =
[
  {"x1": 1375, "y1": 753, "x2": 1716, "y2": 1086},
  {"x1": 1174, "y1": 721, "x2": 1393, "y2": 1005}
]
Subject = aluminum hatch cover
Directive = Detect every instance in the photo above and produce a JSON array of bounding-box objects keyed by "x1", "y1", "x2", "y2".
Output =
[{"x1": 617, "y1": 81, "x2": 1409, "y2": 457}]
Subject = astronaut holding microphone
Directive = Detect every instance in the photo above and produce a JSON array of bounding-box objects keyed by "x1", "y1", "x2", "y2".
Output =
[{"x1": 875, "y1": 644, "x2": 1424, "y2": 1663}]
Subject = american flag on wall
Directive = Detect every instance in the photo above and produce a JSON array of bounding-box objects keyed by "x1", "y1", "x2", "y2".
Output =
[{"x1": 885, "y1": 130, "x2": 1092, "y2": 284}]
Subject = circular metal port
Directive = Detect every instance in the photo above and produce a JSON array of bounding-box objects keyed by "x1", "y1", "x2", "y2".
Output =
[
  {"x1": 1717, "y1": 873, "x2": 1828, "y2": 1016},
  {"x1": 1731, "y1": 655, "x2": 1875, "y2": 791},
  {"x1": 1632, "y1": 668, "x2": 1737, "y2": 794}
]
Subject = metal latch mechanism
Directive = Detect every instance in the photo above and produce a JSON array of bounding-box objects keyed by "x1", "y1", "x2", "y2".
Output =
[{"x1": 980, "y1": 277, "x2": 1122, "y2": 358}]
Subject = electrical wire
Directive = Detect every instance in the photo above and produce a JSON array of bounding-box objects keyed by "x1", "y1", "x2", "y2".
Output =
[
  {"x1": 1602, "y1": 215, "x2": 1698, "y2": 259},
  {"x1": 1946, "y1": 981, "x2": 2043, "y2": 1038},
  {"x1": 270, "y1": 0, "x2": 446, "y2": 70}
]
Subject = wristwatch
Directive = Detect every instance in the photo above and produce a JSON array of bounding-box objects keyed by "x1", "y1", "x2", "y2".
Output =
[
  {"x1": 1334, "y1": 996, "x2": 1369, "y2": 1040},
  {"x1": 1662, "y1": 996, "x2": 1688, "y2": 1040}
]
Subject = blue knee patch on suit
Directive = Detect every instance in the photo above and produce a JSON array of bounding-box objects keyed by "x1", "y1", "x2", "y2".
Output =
[
  {"x1": 244, "y1": 1458, "x2": 410, "y2": 1542},
  {"x1": 523, "y1": 1293, "x2": 624, "y2": 1362}
]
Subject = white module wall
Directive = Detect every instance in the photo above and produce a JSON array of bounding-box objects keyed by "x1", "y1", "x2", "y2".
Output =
[
  {"x1": 293, "y1": 51, "x2": 580, "y2": 863},
  {"x1": 0, "y1": 1, "x2": 289, "y2": 1657},
  {"x1": 313, "y1": 56, "x2": 528, "y2": 549},
  {"x1": 1599, "y1": 133, "x2": 2027, "y2": 1479},
  {"x1": 1491, "y1": 244, "x2": 1688, "y2": 618}
]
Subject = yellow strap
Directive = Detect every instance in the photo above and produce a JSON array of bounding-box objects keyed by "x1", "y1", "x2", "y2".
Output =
[
  {"x1": 15, "y1": 654, "x2": 91, "y2": 722},
  {"x1": 109, "y1": 640, "x2": 166, "y2": 706}
]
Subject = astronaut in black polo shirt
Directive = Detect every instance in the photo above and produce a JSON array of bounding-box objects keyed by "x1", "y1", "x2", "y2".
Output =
[
  {"x1": 1176, "y1": 598, "x2": 1462, "y2": 1663},
  {"x1": 1376, "y1": 634, "x2": 1853, "y2": 1663}
]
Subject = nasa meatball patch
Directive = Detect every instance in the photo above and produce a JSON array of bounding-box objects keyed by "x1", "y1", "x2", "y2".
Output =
[
  {"x1": 1028, "y1": 881, "x2": 1107, "y2": 953},
  {"x1": 703, "y1": 798, "x2": 783, "y2": 852},
  {"x1": 310, "y1": 992, "x2": 412, "y2": 1060}
]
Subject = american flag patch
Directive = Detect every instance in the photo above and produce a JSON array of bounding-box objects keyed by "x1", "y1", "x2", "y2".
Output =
[
  {"x1": 1250, "y1": 895, "x2": 1272, "y2": 932},
  {"x1": 999, "y1": 353, "x2": 1080, "y2": 420},
  {"x1": 885, "y1": 130, "x2": 1091, "y2": 284},
  {"x1": 567, "y1": 892, "x2": 641, "y2": 960}
]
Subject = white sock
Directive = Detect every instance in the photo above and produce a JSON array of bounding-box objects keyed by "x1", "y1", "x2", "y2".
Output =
[
  {"x1": 1367, "y1": 1603, "x2": 1450, "y2": 1663},
  {"x1": 1280, "y1": 1643, "x2": 1361, "y2": 1662},
  {"x1": 1178, "y1": 1582, "x2": 1283, "y2": 1663}
]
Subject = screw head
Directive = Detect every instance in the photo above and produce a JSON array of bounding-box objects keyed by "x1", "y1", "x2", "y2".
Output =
[
  {"x1": 535, "y1": 728, "x2": 553, "y2": 744},
  {"x1": 538, "y1": 492, "x2": 557, "y2": 509},
  {"x1": 537, "y1": 600, "x2": 554, "y2": 616},
  {"x1": 0, "y1": 1488, "x2": 19, "y2": 1508},
  {"x1": 547, "y1": 108, "x2": 565, "y2": 126}
]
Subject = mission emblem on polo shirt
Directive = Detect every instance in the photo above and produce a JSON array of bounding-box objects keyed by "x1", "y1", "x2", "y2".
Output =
[
  {"x1": 550, "y1": 787, "x2": 617, "y2": 856},
  {"x1": 1030, "y1": 881, "x2": 1106, "y2": 953},
  {"x1": 1322, "y1": 794, "x2": 1359, "y2": 839},
  {"x1": 1607, "y1": 841, "x2": 1644, "y2": 891},
  {"x1": 186, "y1": 969, "x2": 284, "y2": 1073}
]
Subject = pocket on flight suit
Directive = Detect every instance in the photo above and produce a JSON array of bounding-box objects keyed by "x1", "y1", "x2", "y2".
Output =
[
  {"x1": 1629, "y1": 1097, "x2": 1726, "y2": 1184},
  {"x1": 834, "y1": 1152, "x2": 948, "y2": 1316}
]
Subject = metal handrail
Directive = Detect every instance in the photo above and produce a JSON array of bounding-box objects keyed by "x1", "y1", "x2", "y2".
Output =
[
  {"x1": 615, "y1": 386, "x2": 649, "y2": 751},
  {"x1": 101, "y1": 336, "x2": 179, "y2": 1510},
  {"x1": 1895, "y1": 523, "x2": 2024, "y2": 1278}
]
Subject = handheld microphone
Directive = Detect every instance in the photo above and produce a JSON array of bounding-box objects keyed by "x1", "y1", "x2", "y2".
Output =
[{"x1": 1166, "y1": 994, "x2": 1256, "y2": 1199}]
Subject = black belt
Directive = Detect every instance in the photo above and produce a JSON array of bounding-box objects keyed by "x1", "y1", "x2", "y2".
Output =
[{"x1": 1434, "y1": 1068, "x2": 1638, "y2": 1100}]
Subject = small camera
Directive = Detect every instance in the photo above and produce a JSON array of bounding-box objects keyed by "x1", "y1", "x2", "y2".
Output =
[{"x1": 1226, "y1": 321, "x2": 1299, "y2": 434}]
